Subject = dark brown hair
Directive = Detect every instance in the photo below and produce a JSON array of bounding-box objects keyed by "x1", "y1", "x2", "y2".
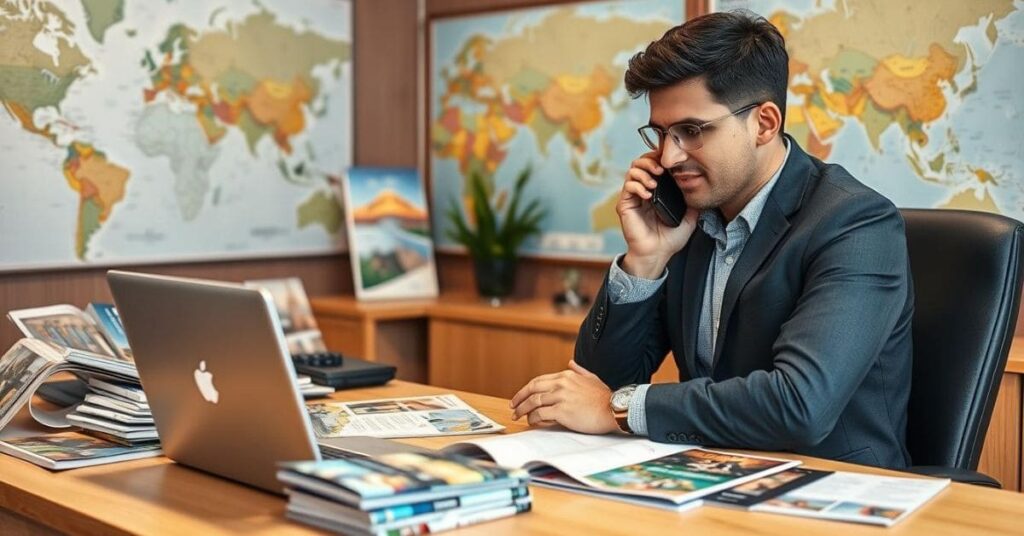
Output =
[{"x1": 625, "y1": 10, "x2": 788, "y2": 126}]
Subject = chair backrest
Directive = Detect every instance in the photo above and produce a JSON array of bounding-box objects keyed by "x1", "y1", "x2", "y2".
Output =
[{"x1": 903, "y1": 208, "x2": 1024, "y2": 469}]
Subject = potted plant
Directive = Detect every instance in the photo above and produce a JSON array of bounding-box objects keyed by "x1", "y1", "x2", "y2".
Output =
[{"x1": 446, "y1": 166, "x2": 546, "y2": 303}]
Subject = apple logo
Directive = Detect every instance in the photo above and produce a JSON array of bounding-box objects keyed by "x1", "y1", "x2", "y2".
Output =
[{"x1": 193, "y1": 360, "x2": 219, "y2": 404}]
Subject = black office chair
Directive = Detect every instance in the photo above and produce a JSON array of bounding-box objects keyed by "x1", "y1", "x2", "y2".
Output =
[{"x1": 902, "y1": 209, "x2": 1024, "y2": 487}]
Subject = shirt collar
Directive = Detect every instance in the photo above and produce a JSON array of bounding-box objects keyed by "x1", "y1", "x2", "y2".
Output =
[{"x1": 699, "y1": 138, "x2": 792, "y2": 239}]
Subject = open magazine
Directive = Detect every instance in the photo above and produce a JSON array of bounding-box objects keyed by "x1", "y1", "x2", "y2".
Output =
[
  {"x1": 441, "y1": 428, "x2": 799, "y2": 511},
  {"x1": 306, "y1": 395, "x2": 504, "y2": 439},
  {"x1": 707, "y1": 468, "x2": 950, "y2": 527},
  {"x1": 7, "y1": 304, "x2": 136, "y2": 378},
  {"x1": 0, "y1": 338, "x2": 136, "y2": 432}
]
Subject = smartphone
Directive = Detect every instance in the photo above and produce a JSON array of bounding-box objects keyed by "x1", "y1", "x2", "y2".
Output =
[{"x1": 650, "y1": 172, "x2": 687, "y2": 227}]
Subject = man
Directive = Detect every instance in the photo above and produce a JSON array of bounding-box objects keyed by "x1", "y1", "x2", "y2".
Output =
[{"x1": 509, "y1": 11, "x2": 913, "y2": 469}]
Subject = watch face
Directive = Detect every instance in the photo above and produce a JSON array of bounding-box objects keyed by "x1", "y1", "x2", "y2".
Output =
[{"x1": 611, "y1": 386, "x2": 635, "y2": 412}]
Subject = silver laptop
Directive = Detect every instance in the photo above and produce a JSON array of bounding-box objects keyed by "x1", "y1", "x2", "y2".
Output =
[{"x1": 107, "y1": 270, "x2": 424, "y2": 494}]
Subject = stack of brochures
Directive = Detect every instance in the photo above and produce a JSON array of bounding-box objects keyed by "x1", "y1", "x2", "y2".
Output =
[
  {"x1": 277, "y1": 451, "x2": 531, "y2": 534},
  {"x1": 5, "y1": 301, "x2": 333, "y2": 400},
  {"x1": 66, "y1": 377, "x2": 158, "y2": 445}
]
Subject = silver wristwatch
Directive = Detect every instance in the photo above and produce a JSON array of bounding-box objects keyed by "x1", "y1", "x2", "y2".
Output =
[{"x1": 610, "y1": 384, "x2": 638, "y2": 433}]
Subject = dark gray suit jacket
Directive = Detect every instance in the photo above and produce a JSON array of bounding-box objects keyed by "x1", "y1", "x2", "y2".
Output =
[{"x1": 576, "y1": 137, "x2": 914, "y2": 469}]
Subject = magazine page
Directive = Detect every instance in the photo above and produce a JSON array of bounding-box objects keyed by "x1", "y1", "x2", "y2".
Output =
[
  {"x1": 532, "y1": 472, "x2": 704, "y2": 512},
  {"x1": 28, "y1": 396, "x2": 80, "y2": 428},
  {"x1": 305, "y1": 394, "x2": 503, "y2": 438},
  {"x1": 534, "y1": 446, "x2": 800, "y2": 505},
  {"x1": 444, "y1": 428, "x2": 799, "y2": 506},
  {"x1": 442, "y1": 428, "x2": 685, "y2": 475},
  {"x1": 750, "y1": 471, "x2": 950, "y2": 526},
  {"x1": 84, "y1": 303, "x2": 134, "y2": 360},
  {"x1": 244, "y1": 278, "x2": 328, "y2": 354},
  {"x1": 704, "y1": 468, "x2": 832, "y2": 508},
  {"x1": 0, "y1": 339, "x2": 73, "y2": 430},
  {"x1": 7, "y1": 305, "x2": 116, "y2": 357},
  {"x1": 7, "y1": 305, "x2": 136, "y2": 378}
]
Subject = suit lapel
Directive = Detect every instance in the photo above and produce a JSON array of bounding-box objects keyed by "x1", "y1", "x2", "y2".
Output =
[
  {"x1": 711, "y1": 198, "x2": 789, "y2": 369},
  {"x1": 711, "y1": 135, "x2": 816, "y2": 371},
  {"x1": 681, "y1": 231, "x2": 713, "y2": 377}
]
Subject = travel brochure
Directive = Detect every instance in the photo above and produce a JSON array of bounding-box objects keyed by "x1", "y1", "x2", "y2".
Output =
[
  {"x1": 306, "y1": 394, "x2": 503, "y2": 439},
  {"x1": 0, "y1": 431, "x2": 161, "y2": 470},
  {"x1": 442, "y1": 428, "x2": 799, "y2": 510},
  {"x1": 708, "y1": 470, "x2": 951, "y2": 527}
]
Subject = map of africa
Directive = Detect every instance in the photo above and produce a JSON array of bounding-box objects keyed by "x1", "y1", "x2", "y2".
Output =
[
  {"x1": 430, "y1": 0, "x2": 684, "y2": 260},
  {"x1": 716, "y1": 0, "x2": 1023, "y2": 218},
  {"x1": 0, "y1": 0, "x2": 352, "y2": 270}
]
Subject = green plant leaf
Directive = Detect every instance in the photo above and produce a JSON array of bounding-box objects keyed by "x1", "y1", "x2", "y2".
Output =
[{"x1": 443, "y1": 165, "x2": 546, "y2": 260}]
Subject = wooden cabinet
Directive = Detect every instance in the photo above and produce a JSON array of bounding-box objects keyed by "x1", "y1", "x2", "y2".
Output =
[
  {"x1": 310, "y1": 297, "x2": 431, "y2": 383},
  {"x1": 427, "y1": 297, "x2": 583, "y2": 399}
]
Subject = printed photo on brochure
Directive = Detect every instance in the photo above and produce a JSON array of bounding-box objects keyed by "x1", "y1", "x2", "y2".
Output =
[{"x1": 305, "y1": 395, "x2": 503, "y2": 439}]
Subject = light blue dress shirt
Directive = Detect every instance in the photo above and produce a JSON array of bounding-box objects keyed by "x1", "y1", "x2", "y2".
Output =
[{"x1": 607, "y1": 140, "x2": 791, "y2": 435}]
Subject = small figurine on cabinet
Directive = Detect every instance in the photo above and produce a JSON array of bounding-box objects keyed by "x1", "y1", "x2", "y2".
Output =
[{"x1": 553, "y1": 268, "x2": 590, "y2": 314}]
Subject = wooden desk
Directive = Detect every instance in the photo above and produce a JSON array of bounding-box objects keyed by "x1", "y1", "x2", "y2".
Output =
[
  {"x1": 313, "y1": 297, "x2": 1024, "y2": 493},
  {"x1": 2, "y1": 381, "x2": 1023, "y2": 535}
]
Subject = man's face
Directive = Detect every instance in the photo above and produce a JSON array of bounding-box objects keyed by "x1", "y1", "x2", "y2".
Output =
[{"x1": 647, "y1": 78, "x2": 759, "y2": 214}]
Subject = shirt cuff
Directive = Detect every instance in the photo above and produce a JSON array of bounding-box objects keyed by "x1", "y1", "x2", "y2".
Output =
[
  {"x1": 626, "y1": 383, "x2": 652, "y2": 436},
  {"x1": 607, "y1": 254, "x2": 667, "y2": 304}
]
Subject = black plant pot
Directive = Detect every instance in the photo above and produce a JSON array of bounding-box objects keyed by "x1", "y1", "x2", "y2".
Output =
[{"x1": 472, "y1": 257, "x2": 517, "y2": 303}]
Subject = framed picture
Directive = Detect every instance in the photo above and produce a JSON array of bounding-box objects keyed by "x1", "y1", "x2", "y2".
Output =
[{"x1": 341, "y1": 167, "x2": 439, "y2": 300}]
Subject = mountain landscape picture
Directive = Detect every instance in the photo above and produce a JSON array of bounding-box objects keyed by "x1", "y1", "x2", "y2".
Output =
[{"x1": 342, "y1": 168, "x2": 439, "y2": 299}]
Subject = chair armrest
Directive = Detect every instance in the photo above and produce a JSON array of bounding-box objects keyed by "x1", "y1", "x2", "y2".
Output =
[{"x1": 906, "y1": 465, "x2": 1002, "y2": 488}]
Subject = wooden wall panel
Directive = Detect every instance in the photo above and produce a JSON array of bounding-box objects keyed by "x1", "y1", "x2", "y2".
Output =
[{"x1": 354, "y1": 0, "x2": 419, "y2": 167}]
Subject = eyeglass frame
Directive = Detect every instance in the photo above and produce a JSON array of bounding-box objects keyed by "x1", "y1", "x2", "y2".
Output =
[{"x1": 638, "y1": 102, "x2": 762, "y2": 152}]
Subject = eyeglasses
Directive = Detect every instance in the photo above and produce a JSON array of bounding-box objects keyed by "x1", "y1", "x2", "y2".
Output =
[{"x1": 638, "y1": 102, "x2": 761, "y2": 152}]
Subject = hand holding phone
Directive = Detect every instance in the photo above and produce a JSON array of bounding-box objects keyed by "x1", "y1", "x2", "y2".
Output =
[
  {"x1": 650, "y1": 172, "x2": 687, "y2": 227},
  {"x1": 616, "y1": 155, "x2": 698, "y2": 279}
]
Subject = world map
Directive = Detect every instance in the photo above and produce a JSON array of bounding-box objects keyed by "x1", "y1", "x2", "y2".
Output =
[
  {"x1": 0, "y1": 0, "x2": 352, "y2": 270},
  {"x1": 430, "y1": 0, "x2": 684, "y2": 259},
  {"x1": 717, "y1": 0, "x2": 1023, "y2": 218}
]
